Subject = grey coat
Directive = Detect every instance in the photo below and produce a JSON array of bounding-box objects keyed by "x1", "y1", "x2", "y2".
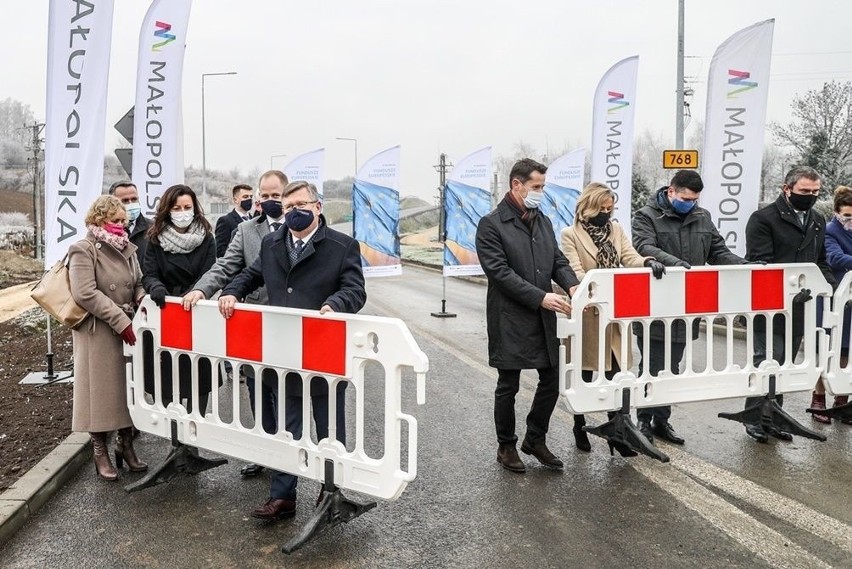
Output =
[
  {"x1": 192, "y1": 216, "x2": 273, "y2": 304},
  {"x1": 68, "y1": 234, "x2": 145, "y2": 432}
]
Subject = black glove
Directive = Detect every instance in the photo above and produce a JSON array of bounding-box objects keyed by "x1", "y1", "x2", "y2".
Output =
[
  {"x1": 792, "y1": 288, "x2": 812, "y2": 305},
  {"x1": 674, "y1": 260, "x2": 691, "y2": 269},
  {"x1": 644, "y1": 259, "x2": 666, "y2": 280},
  {"x1": 746, "y1": 260, "x2": 768, "y2": 265},
  {"x1": 120, "y1": 325, "x2": 137, "y2": 346},
  {"x1": 149, "y1": 286, "x2": 167, "y2": 308}
]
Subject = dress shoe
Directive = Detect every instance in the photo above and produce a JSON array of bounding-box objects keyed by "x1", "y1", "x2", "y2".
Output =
[
  {"x1": 573, "y1": 415, "x2": 591, "y2": 452},
  {"x1": 765, "y1": 424, "x2": 793, "y2": 441},
  {"x1": 520, "y1": 439, "x2": 564, "y2": 470},
  {"x1": 809, "y1": 392, "x2": 831, "y2": 424},
  {"x1": 745, "y1": 423, "x2": 768, "y2": 443},
  {"x1": 497, "y1": 444, "x2": 526, "y2": 473},
  {"x1": 240, "y1": 463, "x2": 265, "y2": 477},
  {"x1": 251, "y1": 498, "x2": 296, "y2": 520},
  {"x1": 638, "y1": 420, "x2": 654, "y2": 443},
  {"x1": 651, "y1": 421, "x2": 685, "y2": 445}
]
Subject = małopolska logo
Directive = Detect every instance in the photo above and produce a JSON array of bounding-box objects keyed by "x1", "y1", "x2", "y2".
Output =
[
  {"x1": 727, "y1": 69, "x2": 757, "y2": 98},
  {"x1": 607, "y1": 91, "x2": 629, "y2": 114},
  {"x1": 152, "y1": 21, "x2": 176, "y2": 51}
]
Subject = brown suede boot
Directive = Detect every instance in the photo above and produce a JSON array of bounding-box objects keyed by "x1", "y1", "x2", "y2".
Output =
[
  {"x1": 115, "y1": 427, "x2": 148, "y2": 472},
  {"x1": 810, "y1": 392, "x2": 831, "y2": 424},
  {"x1": 91, "y1": 432, "x2": 119, "y2": 481},
  {"x1": 496, "y1": 444, "x2": 526, "y2": 473},
  {"x1": 833, "y1": 395, "x2": 852, "y2": 425}
]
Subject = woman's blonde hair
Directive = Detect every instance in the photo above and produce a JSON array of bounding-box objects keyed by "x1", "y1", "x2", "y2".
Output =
[
  {"x1": 575, "y1": 182, "x2": 615, "y2": 222},
  {"x1": 84, "y1": 195, "x2": 125, "y2": 226}
]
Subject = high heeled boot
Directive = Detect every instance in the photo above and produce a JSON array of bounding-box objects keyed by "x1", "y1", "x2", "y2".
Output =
[
  {"x1": 573, "y1": 414, "x2": 591, "y2": 452},
  {"x1": 810, "y1": 392, "x2": 831, "y2": 424},
  {"x1": 91, "y1": 432, "x2": 119, "y2": 481},
  {"x1": 115, "y1": 427, "x2": 148, "y2": 472}
]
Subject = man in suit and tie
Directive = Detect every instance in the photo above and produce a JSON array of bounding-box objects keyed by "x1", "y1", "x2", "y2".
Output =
[
  {"x1": 182, "y1": 170, "x2": 289, "y2": 477},
  {"x1": 218, "y1": 180, "x2": 366, "y2": 521},
  {"x1": 215, "y1": 182, "x2": 265, "y2": 257},
  {"x1": 109, "y1": 180, "x2": 150, "y2": 265}
]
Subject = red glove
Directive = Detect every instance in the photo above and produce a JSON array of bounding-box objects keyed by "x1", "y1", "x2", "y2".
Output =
[{"x1": 120, "y1": 325, "x2": 136, "y2": 346}]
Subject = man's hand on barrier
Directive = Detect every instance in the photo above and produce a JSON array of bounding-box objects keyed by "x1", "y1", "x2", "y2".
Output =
[
  {"x1": 568, "y1": 285, "x2": 578, "y2": 298},
  {"x1": 674, "y1": 260, "x2": 691, "y2": 269},
  {"x1": 218, "y1": 294, "x2": 238, "y2": 319},
  {"x1": 149, "y1": 286, "x2": 167, "y2": 308},
  {"x1": 645, "y1": 259, "x2": 666, "y2": 279},
  {"x1": 120, "y1": 324, "x2": 136, "y2": 346},
  {"x1": 319, "y1": 304, "x2": 335, "y2": 315},
  {"x1": 182, "y1": 290, "x2": 206, "y2": 311},
  {"x1": 793, "y1": 288, "x2": 813, "y2": 304},
  {"x1": 541, "y1": 292, "x2": 572, "y2": 315}
]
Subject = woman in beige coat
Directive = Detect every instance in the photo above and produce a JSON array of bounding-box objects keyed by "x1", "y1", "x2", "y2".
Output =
[
  {"x1": 560, "y1": 183, "x2": 666, "y2": 456},
  {"x1": 69, "y1": 195, "x2": 148, "y2": 480}
]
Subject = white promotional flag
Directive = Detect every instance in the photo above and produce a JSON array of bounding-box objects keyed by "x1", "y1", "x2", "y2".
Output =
[
  {"x1": 542, "y1": 148, "x2": 585, "y2": 241},
  {"x1": 44, "y1": 0, "x2": 116, "y2": 267},
  {"x1": 352, "y1": 146, "x2": 402, "y2": 277},
  {"x1": 590, "y1": 56, "x2": 638, "y2": 237},
  {"x1": 132, "y1": 0, "x2": 192, "y2": 217},
  {"x1": 701, "y1": 19, "x2": 774, "y2": 257},
  {"x1": 443, "y1": 146, "x2": 492, "y2": 277},
  {"x1": 283, "y1": 148, "x2": 325, "y2": 197}
]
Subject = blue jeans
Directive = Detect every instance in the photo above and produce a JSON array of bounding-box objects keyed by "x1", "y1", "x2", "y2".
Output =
[{"x1": 270, "y1": 377, "x2": 347, "y2": 501}]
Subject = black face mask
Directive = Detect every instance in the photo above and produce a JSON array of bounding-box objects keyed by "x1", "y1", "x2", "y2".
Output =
[
  {"x1": 239, "y1": 197, "x2": 254, "y2": 212},
  {"x1": 285, "y1": 207, "x2": 315, "y2": 232},
  {"x1": 260, "y1": 199, "x2": 283, "y2": 220},
  {"x1": 788, "y1": 192, "x2": 817, "y2": 212},
  {"x1": 587, "y1": 211, "x2": 611, "y2": 227}
]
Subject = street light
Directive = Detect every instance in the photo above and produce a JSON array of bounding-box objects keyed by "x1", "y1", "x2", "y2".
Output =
[
  {"x1": 201, "y1": 71, "x2": 237, "y2": 206},
  {"x1": 270, "y1": 154, "x2": 287, "y2": 169},
  {"x1": 336, "y1": 137, "x2": 358, "y2": 178}
]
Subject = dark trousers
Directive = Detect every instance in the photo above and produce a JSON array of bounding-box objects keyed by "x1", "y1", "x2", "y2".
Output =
[
  {"x1": 270, "y1": 379, "x2": 347, "y2": 501},
  {"x1": 494, "y1": 366, "x2": 559, "y2": 446},
  {"x1": 744, "y1": 326, "x2": 804, "y2": 411},
  {"x1": 247, "y1": 368, "x2": 278, "y2": 434},
  {"x1": 580, "y1": 359, "x2": 621, "y2": 422},
  {"x1": 636, "y1": 335, "x2": 686, "y2": 424},
  {"x1": 146, "y1": 354, "x2": 212, "y2": 415}
]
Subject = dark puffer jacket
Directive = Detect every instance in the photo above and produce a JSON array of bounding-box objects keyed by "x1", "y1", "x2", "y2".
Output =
[{"x1": 632, "y1": 187, "x2": 746, "y2": 341}]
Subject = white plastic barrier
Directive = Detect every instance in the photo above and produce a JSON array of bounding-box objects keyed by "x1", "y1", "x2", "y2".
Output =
[
  {"x1": 124, "y1": 297, "x2": 428, "y2": 501},
  {"x1": 557, "y1": 264, "x2": 833, "y2": 414},
  {"x1": 823, "y1": 271, "x2": 852, "y2": 397}
]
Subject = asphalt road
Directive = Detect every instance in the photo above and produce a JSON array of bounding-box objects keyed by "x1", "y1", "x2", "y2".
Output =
[{"x1": 2, "y1": 265, "x2": 851, "y2": 568}]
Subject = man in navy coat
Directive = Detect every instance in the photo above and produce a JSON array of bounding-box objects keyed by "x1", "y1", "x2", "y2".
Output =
[{"x1": 219, "y1": 181, "x2": 366, "y2": 521}]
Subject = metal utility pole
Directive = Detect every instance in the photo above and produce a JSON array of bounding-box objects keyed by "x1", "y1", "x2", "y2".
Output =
[
  {"x1": 675, "y1": 0, "x2": 685, "y2": 149},
  {"x1": 25, "y1": 122, "x2": 45, "y2": 261},
  {"x1": 431, "y1": 153, "x2": 456, "y2": 318},
  {"x1": 492, "y1": 171, "x2": 499, "y2": 207}
]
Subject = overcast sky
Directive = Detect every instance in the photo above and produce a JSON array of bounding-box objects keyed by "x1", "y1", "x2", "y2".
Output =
[{"x1": 3, "y1": 1, "x2": 852, "y2": 200}]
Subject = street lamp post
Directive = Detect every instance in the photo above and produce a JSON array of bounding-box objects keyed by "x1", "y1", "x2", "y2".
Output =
[
  {"x1": 270, "y1": 154, "x2": 287, "y2": 169},
  {"x1": 336, "y1": 137, "x2": 358, "y2": 178},
  {"x1": 201, "y1": 71, "x2": 237, "y2": 207}
]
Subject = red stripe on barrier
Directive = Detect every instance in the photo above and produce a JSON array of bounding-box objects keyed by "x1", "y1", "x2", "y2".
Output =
[
  {"x1": 226, "y1": 309, "x2": 263, "y2": 361},
  {"x1": 160, "y1": 301, "x2": 192, "y2": 350},
  {"x1": 685, "y1": 271, "x2": 719, "y2": 313},
  {"x1": 751, "y1": 269, "x2": 784, "y2": 310},
  {"x1": 613, "y1": 273, "x2": 650, "y2": 318},
  {"x1": 302, "y1": 317, "x2": 346, "y2": 376}
]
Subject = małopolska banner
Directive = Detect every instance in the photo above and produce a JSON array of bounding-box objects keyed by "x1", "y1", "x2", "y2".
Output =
[
  {"x1": 284, "y1": 148, "x2": 324, "y2": 197},
  {"x1": 443, "y1": 146, "x2": 492, "y2": 277},
  {"x1": 590, "y1": 56, "x2": 638, "y2": 238},
  {"x1": 132, "y1": 0, "x2": 192, "y2": 218},
  {"x1": 44, "y1": 0, "x2": 115, "y2": 267},
  {"x1": 701, "y1": 19, "x2": 774, "y2": 257},
  {"x1": 542, "y1": 148, "x2": 585, "y2": 242},
  {"x1": 352, "y1": 146, "x2": 402, "y2": 277}
]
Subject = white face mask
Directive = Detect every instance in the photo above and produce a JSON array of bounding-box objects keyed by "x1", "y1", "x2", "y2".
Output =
[
  {"x1": 125, "y1": 202, "x2": 141, "y2": 222},
  {"x1": 170, "y1": 210, "x2": 194, "y2": 229},
  {"x1": 523, "y1": 190, "x2": 544, "y2": 209}
]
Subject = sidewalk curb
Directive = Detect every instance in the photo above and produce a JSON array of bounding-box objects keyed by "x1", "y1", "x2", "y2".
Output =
[{"x1": 0, "y1": 431, "x2": 90, "y2": 548}]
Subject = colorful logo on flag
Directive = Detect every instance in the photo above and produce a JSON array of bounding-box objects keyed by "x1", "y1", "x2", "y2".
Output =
[
  {"x1": 152, "y1": 21, "x2": 176, "y2": 51},
  {"x1": 727, "y1": 69, "x2": 757, "y2": 98},
  {"x1": 607, "y1": 91, "x2": 630, "y2": 114}
]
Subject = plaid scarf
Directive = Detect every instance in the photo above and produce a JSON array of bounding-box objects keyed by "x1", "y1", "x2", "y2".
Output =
[{"x1": 580, "y1": 220, "x2": 620, "y2": 269}]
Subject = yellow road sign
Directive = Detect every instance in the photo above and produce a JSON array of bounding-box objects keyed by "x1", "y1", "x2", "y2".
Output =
[{"x1": 663, "y1": 150, "x2": 699, "y2": 169}]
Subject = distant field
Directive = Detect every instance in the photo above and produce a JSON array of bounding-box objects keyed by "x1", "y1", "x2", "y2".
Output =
[{"x1": 0, "y1": 189, "x2": 34, "y2": 217}]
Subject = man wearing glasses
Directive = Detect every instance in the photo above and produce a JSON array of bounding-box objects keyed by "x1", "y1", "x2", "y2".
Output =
[
  {"x1": 742, "y1": 165, "x2": 836, "y2": 443},
  {"x1": 218, "y1": 181, "x2": 366, "y2": 521}
]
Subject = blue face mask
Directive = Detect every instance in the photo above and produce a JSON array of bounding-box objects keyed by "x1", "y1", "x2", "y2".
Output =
[
  {"x1": 260, "y1": 199, "x2": 283, "y2": 220},
  {"x1": 671, "y1": 197, "x2": 696, "y2": 215}
]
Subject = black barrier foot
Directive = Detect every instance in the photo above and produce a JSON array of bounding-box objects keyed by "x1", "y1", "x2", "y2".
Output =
[
  {"x1": 281, "y1": 461, "x2": 377, "y2": 554},
  {"x1": 719, "y1": 378, "x2": 827, "y2": 442},
  {"x1": 582, "y1": 390, "x2": 670, "y2": 463},
  {"x1": 124, "y1": 422, "x2": 228, "y2": 493},
  {"x1": 809, "y1": 399, "x2": 852, "y2": 423}
]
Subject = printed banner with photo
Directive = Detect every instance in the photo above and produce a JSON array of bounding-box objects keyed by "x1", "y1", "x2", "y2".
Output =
[
  {"x1": 443, "y1": 146, "x2": 492, "y2": 276},
  {"x1": 352, "y1": 146, "x2": 402, "y2": 277},
  {"x1": 284, "y1": 148, "x2": 324, "y2": 197},
  {"x1": 542, "y1": 148, "x2": 585, "y2": 242}
]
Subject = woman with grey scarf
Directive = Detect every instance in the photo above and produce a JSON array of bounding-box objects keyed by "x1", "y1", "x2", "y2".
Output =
[{"x1": 142, "y1": 184, "x2": 216, "y2": 415}]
